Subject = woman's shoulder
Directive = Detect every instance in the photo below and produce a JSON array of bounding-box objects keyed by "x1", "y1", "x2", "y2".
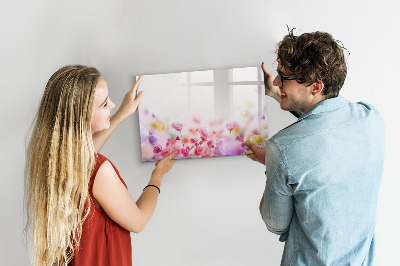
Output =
[
  {"x1": 91, "y1": 153, "x2": 109, "y2": 179},
  {"x1": 90, "y1": 153, "x2": 115, "y2": 194},
  {"x1": 95, "y1": 153, "x2": 108, "y2": 163},
  {"x1": 93, "y1": 153, "x2": 127, "y2": 188}
]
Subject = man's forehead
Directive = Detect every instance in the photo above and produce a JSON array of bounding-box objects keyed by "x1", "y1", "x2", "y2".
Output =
[
  {"x1": 277, "y1": 63, "x2": 294, "y2": 76},
  {"x1": 276, "y1": 60, "x2": 283, "y2": 70},
  {"x1": 276, "y1": 64, "x2": 286, "y2": 73}
]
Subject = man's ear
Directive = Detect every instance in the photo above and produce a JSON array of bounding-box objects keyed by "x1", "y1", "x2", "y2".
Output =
[{"x1": 312, "y1": 82, "x2": 324, "y2": 96}]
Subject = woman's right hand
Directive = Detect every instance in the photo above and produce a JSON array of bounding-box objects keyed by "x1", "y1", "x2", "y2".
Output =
[
  {"x1": 262, "y1": 62, "x2": 282, "y2": 103},
  {"x1": 152, "y1": 151, "x2": 178, "y2": 178}
]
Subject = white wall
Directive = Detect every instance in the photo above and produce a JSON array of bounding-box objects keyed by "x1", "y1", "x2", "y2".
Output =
[{"x1": 1, "y1": 0, "x2": 399, "y2": 265}]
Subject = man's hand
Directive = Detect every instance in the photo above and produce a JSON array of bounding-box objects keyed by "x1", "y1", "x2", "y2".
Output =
[
  {"x1": 245, "y1": 141, "x2": 266, "y2": 165},
  {"x1": 262, "y1": 62, "x2": 281, "y2": 103}
]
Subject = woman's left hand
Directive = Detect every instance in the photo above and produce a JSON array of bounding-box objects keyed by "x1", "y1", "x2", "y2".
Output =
[{"x1": 116, "y1": 76, "x2": 144, "y2": 119}]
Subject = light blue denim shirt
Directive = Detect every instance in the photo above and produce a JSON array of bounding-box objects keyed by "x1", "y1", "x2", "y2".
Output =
[{"x1": 261, "y1": 96, "x2": 385, "y2": 266}]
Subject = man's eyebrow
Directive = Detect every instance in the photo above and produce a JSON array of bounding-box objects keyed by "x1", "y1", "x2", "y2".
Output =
[
  {"x1": 277, "y1": 68, "x2": 284, "y2": 75},
  {"x1": 277, "y1": 68, "x2": 292, "y2": 77}
]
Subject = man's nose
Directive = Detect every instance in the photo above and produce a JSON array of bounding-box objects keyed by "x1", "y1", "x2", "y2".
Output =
[{"x1": 273, "y1": 75, "x2": 281, "y2": 87}]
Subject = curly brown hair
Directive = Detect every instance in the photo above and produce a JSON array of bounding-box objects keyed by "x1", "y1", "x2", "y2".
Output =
[{"x1": 277, "y1": 29, "x2": 348, "y2": 98}]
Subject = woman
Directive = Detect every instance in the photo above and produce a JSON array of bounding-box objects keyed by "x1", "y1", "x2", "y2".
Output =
[{"x1": 25, "y1": 65, "x2": 177, "y2": 265}]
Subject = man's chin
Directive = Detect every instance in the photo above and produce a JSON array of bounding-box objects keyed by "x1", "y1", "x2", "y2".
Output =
[{"x1": 279, "y1": 103, "x2": 290, "y2": 111}]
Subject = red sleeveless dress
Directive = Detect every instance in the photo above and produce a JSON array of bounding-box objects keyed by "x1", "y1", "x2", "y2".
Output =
[{"x1": 69, "y1": 153, "x2": 132, "y2": 266}]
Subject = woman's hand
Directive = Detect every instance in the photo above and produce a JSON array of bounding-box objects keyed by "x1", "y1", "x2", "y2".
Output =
[
  {"x1": 152, "y1": 151, "x2": 178, "y2": 178},
  {"x1": 115, "y1": 76, "x2": 144, "y2": 120},
  {"x1": 262, "y1": 62, "x2": 281, "y2": 103}
]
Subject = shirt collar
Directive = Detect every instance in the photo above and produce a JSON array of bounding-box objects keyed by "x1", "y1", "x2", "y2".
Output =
[{"x1": 298, "y1": 95, "x2": 350, "y2": 121}]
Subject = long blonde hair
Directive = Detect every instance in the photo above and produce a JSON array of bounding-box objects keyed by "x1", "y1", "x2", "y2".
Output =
[{"x1": 25, "y1": 65, "x2": 101, "y2": 265}]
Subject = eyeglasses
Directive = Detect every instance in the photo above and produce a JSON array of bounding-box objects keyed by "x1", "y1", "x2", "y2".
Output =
[{"x1": 277, "y1": 70, "x2": 297, "y2": 86}]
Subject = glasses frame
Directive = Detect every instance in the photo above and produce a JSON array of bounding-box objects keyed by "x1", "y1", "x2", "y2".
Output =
[{"x1": 277, "y1": 70, "x2": 297, "y2": 86}]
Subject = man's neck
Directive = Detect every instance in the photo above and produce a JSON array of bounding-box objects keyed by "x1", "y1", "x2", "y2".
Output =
[{"x1": 300, "y1": 95, "x2": 327, "y2": 113}]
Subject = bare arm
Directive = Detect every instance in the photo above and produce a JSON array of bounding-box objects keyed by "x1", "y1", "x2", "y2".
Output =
[
  {"x1": 93, "y1": 151, "x2": 177, "y2": 233},
  {"x1": 93, "y1": 76, "x2": 144, "y2": 152}
]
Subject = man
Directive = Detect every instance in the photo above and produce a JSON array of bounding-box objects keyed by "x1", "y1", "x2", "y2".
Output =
[{"x1": 246, "y1": 31, "x2": 385, "y2": 265}]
